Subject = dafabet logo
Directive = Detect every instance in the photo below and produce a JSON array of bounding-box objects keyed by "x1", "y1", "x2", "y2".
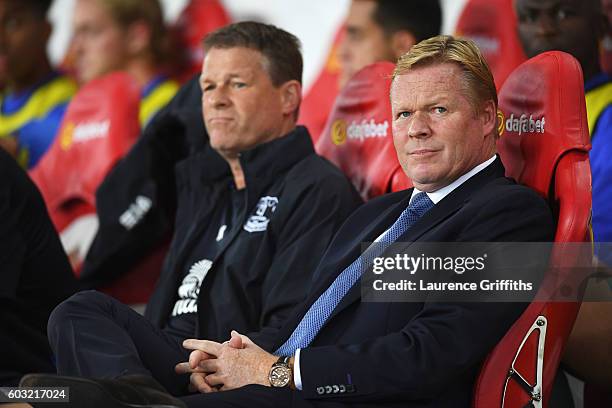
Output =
[
  {"x1": 59, "y1": 122, "x2": 75, "y2": 150},
  {"x1": 497, "y1": 110, "x2": 505, "y2": 137},
  {"x1": 331, "y1": 119, "x2": 347, "y2": 145},
  {"x1": 59, "y1": 120, "x2": 110, "y2": 150},
  {"x1": 330, "y1": 118, "x2": 389, "y2": 145},
  {"x1": 505, "y1": 113, "x2": 546, "y2": 136}
]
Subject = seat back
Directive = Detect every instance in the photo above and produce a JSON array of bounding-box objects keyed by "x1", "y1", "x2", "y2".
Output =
[
  {"x1": 30, "y1": 72, "x2": 164, "y2": 305},
  {"x1": 171, "y1": 0, "x2": 231, "y2": 80},
  {"x1": 455, "y1": 0, "x2": 526, "y2": 89},
  {"x1": 473, "y1": 51, "x2": 591, "y2": 408},
  {"x1": 298, "y1": 26, "x2": 344, "y2": 144},
  {"x1": 315, "y1": 62, "x2": 411, "y2": 201},
  {"x1": 30, "y1": 71, "x2": 141, "y2": 233}
]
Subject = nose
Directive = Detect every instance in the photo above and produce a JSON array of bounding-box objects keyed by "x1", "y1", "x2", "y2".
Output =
[
  {"x1": 204, "y1": 86, "x2": 231, "y2": 110},
  {"x1": 533, "y1": 11, "x2": 558, "y2": 37},
  {"x1": 407, "y1": 112, "x2": 431, "y2": 139}
]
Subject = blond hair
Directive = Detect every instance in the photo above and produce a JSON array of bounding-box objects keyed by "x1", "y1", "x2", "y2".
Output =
[
  {"x1": 97, "y1": 0, "x2": 167, "y2": 63},
  {"x1": 394, "y1": 35, "x2": 497, "y2": 113}
]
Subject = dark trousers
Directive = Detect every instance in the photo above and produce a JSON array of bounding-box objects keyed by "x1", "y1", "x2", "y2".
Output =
[{"x1": 47, "y1": 290, "x2": 191, "y2": 395}]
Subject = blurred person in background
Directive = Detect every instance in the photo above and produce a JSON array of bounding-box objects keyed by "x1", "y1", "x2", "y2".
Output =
[
  {"x1": 338, "y1": 0, "x2": 442, "y2": 87},
  {"x1": 300, "y1": 0, "x2": 442, "y2": 142},
  {"x1": 71, "y1": 0, "x2": 179, "y2": 127},
  {"x1": 515, "y1": 0, "x2": 612, "y2": 401},
  {"x1": 75, "y1": 0, "x2": 231, "y2": 288},
  {"x1": 0, "y1": 0, "x2": 77, "y2": 169}
]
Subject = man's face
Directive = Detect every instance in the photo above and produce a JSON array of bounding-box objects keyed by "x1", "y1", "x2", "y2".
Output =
[
  {"x1": 391, "y1": 63, "x2": 494, "y2": 192},
  {"x1": 200, "y1": 47, "x2": 287, "y2": 160},
  {"x1": 515, "y1": 0, "x2": 603, "y2": 68},
  {"x1": 72, "y1": 0, "x2": 128, "y2": 84},
  {"x1": 338, "y1": 0, "x2": 396, "y2": 87},
  {"x1": 0, "y1": 0, "x2": 49, "y2": 86}
]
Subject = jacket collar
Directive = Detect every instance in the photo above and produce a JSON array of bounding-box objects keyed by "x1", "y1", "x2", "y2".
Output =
[
  {"x1": 398, "y1": 155, "x2": 506, "y2": 243},
  {"x1": 240, "y1": 125, "x2": 314, "y2": 185},
  {"x1": 178, "y1": 125, "x2": 314, "y2": 186}
]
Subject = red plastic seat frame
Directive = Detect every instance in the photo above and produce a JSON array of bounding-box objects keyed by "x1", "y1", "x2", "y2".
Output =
[
  {"x1": 455, "y1": 0, "x2": 526, "y2": 89},
  {"x1": 473, "y1": 51, "x2": 592, "y2": 408},
  {"x1": 315, "y1": 61, "x2": 411, "y2": 201}
]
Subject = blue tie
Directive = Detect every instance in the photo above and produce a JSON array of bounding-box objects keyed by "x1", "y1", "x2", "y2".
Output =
[{"x1": 275, "y1": 192, "x2": 434, "y2": 356}]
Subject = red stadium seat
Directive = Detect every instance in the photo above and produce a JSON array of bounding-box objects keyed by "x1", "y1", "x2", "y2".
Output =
[
  {"x1": 315, "y1": 61, "x2": 411, "y2": 201},
  {"x1": 299, "y1": 26, "x2": 344, "y2": 144},
  {"x1": 30, "y1": 72, "x2": 162, "y2": 304},
  {"x1": 171, "y1": 0, "x2": 231, "y2": 80},
  {"x1": 31, "y1": 72, "x2": 141, "y2": 235},
  {"x1": 455, "y1": 0, "x2": 526, "y2": 89},
  {"x1": 473, "y1": 51, "x2": 591, "y2": 408}
]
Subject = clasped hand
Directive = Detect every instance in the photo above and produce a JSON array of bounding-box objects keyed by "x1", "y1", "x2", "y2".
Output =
[{"x1": 175, "y1": 330, "x2": 277, "y2": 393}]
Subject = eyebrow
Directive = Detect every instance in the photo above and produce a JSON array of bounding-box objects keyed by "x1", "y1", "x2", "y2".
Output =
[
  {"x1": 200, "y1": 73, "x2": 248, "y2": 83},
  {"x1": 393, "y1": 95, "x2": 452, "y2": 108}
]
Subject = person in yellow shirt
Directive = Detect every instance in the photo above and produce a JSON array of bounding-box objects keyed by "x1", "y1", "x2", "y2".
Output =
[{"x1": 0, "y1": 0, "x2": 77, "y2": 169}]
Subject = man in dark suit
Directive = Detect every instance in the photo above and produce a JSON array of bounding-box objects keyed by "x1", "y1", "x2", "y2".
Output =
[
  {"x1": 21, "y1": 35, "x2": 553, "y2": 408},
  {"x1": 172, "y1": 35, "x2": 554, "y2": 408}
]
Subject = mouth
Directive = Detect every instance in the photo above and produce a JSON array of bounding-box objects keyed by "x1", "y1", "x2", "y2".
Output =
[
  {"x1": 409, "y1": 149, "x2": 439, "y2": 157},
  {"x1": 207, "y1": 117, "x2": 234, "y2": 126}
]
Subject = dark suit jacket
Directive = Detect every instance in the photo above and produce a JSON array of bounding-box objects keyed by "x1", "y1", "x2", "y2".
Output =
[
  {"x1": 251, "y1": 157, "x2": 555, "y2": 408},
  {"x1": 0, "y1": 149, "x2": 77, "y2": 385}
]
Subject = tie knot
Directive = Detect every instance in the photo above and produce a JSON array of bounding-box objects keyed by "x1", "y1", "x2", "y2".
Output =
[{"x1": 408, "y1": 192, "x2": 434, "y2": 218}]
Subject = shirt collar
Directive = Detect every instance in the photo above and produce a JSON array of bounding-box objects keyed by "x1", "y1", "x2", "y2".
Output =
[{"x1": 410, "y1": 155, "x2": 497, "y2": 205}]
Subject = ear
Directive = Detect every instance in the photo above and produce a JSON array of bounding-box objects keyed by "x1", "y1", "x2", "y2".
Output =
[
  {"x1": 125, "y1": 21, "x2": 152, "y2": 56},
  {"x1": 480, "y1": 100, "x2": 497, "y2": 137},
  {"x1": 390, "y1": 30, "x2": 417, "y2": 59},
  {"x1": 279, "y1": 80, "x2": 302, "y2": 117}
]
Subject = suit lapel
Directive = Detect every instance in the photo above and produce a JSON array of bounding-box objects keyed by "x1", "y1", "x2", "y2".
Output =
[
  {"x1": 326, "y1": 157, "x2": 507, "y2": 321},
  {"x1": 270, "y1": 192, "x2": 413, "y2": 350},
  {"x1": 286, "y1": 191, "x2": 413, "y2": 330},
  {"x1": 399, "y1": 156, "x2": 506, "y2": 244}
]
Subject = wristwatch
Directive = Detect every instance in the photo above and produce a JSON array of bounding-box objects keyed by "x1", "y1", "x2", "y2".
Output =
[{"x1": 268, "y1": 356, "x2": 292, "y2": 388}]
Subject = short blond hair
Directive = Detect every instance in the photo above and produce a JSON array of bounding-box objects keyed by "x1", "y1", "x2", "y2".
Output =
[{"x1": 393, "y1": 35, "x2": 497, "y2": 113}]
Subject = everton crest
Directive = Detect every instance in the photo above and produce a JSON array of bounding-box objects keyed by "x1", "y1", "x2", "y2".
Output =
[{"x1": 244, "y1": 196, "x2": 279, "y2": 233}]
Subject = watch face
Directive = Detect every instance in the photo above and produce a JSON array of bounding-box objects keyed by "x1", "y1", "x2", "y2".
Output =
[{"x1": 269, "y1": 365, "x2": 291, "y2": 387}]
